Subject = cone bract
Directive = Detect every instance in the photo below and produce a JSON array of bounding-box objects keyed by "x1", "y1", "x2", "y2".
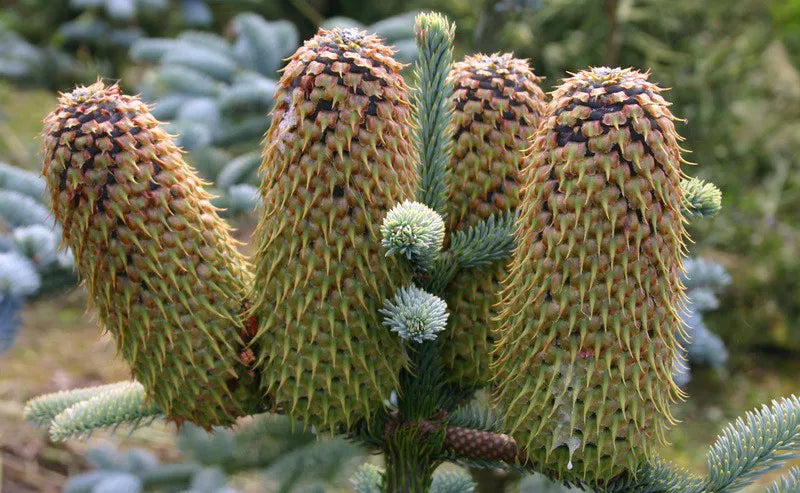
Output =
[
  {"x1": 492, "y1": 67, "x2": 687, "y2": 482},
  {"x1": 444, "y1": 54, "x2": 546, "y2": 387},
  {"x1": 41, "y1": 82, "x2": 261, "y2": 428},
  {"x1": 249, "y1": 28, "x2": 417, "y2": 432}
]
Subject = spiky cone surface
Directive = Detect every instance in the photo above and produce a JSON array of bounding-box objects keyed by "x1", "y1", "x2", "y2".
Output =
[
  {"x1": 443, "y1": 53, "x2": 547, "y2": 387},
  {"x1": 249, "y1": 28, "x2": 417, "y2": 432},
  {"x1": 491, "y1": 67, "x2": 688, "y2": 483},
  {"x1": 41, "y1": 81, "x2": 261, "y2": 428}
]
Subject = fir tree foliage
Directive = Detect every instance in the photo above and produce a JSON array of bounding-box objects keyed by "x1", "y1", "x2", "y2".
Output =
[
  {"x1": 448, "y1": 210, "x2": 517, "y2": 270},
  {"x1": 673, "y1": 257, "x2": 731, "y2": 387},
  {"x1": 767, "y1": 467, "x2": 800, "y2": 493},
  {"x1": 0, "y1": 293, "x2": 22, "y2": 353},
  {"x1": 350, "y1": 465, "x2": 477, "y2": 493},
  {"x1": 681, "y1": 177, "x2": 723, "y2": 219},
  {"x1": 0, "y1": 0, "x2": 214, "y2": 89},
  {"x1": 59, "y1": 0, "x2": 214, "y2": 52},
  {"x1": 430, "y1": 469, "x2": 476, "y2": 492},
  {"x1": 65, "y1": 414, "x2": 364, "y2": 492},
  {"x1": 412, "y1": 12, "x2": 456, "y2": 217},
  {"x1": 24, "y1": 381, "x2": 134, "y2": 427},
  {"x1": 0, "y1": 26, "x2": 92, "y2": 88},
  {"x1": 130, "y1": 12, "x2": 299, "y2": 213},
  {"x1": 25, "y1": 381, "x2": 161, "y2": 442},
  {"x1": 0, "y1": 162, "x2": 75, "y2": 353},
  {"x1": 705, "y1": 395, "x2": 800, "y2": 492}
]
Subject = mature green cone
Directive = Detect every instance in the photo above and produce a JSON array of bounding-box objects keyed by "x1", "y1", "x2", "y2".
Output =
[
  {"x1": 444, "y1": 54, "x2": 547, "y2": 387},
  {"x1": 41, "y1": 81, "x2": 261, "y2": 428},
  {"x1": 249, "y1": 28, "x2": 417, "y2": 432},
  {"x1": 492, "y1": 67, "x2": 688, "y2": 482}
]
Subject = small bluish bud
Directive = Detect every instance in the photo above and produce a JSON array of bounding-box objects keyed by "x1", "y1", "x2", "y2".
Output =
[
  {"x1": 0, "y1": 251, "x2": 41, "y2": 297},
  {"x1": 682, "y1": 177, "x2": 722, "y2": 218},
  {"x1": 381, "y1": 200, "x2": 445, "y2": 268},
  {"x1": 380, "y1": 285, "x2": 448, "y2": 343}
]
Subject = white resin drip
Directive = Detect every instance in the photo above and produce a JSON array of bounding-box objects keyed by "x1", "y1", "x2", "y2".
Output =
[
  {"x1": 275, "y1": 93, "x2": 298, "y2": 154},
  {"x1": 566, "y1": 436, "x2": 581, "y2": 470},
  {"x1": 549, "y1": 369, "x2": 584, "y2": 472}
]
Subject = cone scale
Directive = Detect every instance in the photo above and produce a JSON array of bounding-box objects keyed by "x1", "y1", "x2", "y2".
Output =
[
  {"x1": 492, "y1": 67, "x2": 688, "y2": 482},
  {"x1": 443, "y1": 54, "x2": 547, "y2": 387},
  {"x1": 41, "y1": 82, "x2": 261, "y2": 428},
  {"x1": 249, "y1": 28, "x2": 417, "y2": 432}
]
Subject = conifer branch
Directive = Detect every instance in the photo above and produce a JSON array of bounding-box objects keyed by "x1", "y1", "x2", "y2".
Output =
[
  {"x1": 412, "y1": 12, "x2": 456, "y2": 217},
  {"x1": 23, "y1": 381, "x2": 133, "y2": 427},
  {"x1": 602, "y1": 458, "x2": 705, "y2": 492},
  {"x1": 767, "y1": 467, "x2": 800, "y2": 493},
  {"x1": 47, "y1": 381, "x2": 162, "y2": 442},
  {"x1": 682, "y1": 177, "x2": 722, "y2": 219},
  {"x1": 705, "y1": 394, "x2": 800, "y2": 492},
  {"x1": 449, "y1": 210, "x2": 518, "y2": 270}
]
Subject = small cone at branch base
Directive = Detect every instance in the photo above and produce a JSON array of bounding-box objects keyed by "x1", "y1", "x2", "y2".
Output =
[
  {"x1": 249, "y1": 28, "x2": 417, "y2": 432},
  {"x1": 443, "y1": 53, "x2": 547, "y2": 387},
  {"x1": 41, "y1": 81, "x2": 261, "y2": 428},
  {"x1": 492, "y1": 67, "x2": 688, "y2": 483}
]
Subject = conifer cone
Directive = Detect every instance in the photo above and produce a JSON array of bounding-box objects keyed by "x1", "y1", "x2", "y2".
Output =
[
  {"x1": 492, "y1": 67, "x2": 688, "y2": 482},
  {"x1": 249, "y1": 28, "x2": 417, "y2": 432},
  {"x1": 41, "y1": 81, "x2": 261, "y2": 428},
  {"x1": 444, "y1": 54, "x2": 546, "y2": 387}
]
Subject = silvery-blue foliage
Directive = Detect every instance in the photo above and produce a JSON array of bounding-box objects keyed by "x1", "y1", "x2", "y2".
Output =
[
  {"x1": 130, "y1": 12, "x2": 301, "y2": 213},
  {"x1": 0, "y1": 164, "x2": 76, "y2": 353},
  {"x1": 0, "y1": 251, "x2": 41, "y2": 297},
  {"x1": 0, "y1": 27, "x2": 85, "y2": 87},
  {"x1": 0, "y1": 190, "x2": 53, "y2": 228},
  {"x1": 13, "y1": 224, "x2": 61, "y2": 266},
  {"x1": 0, "y1": 161, "x2": 46, "y2": 198},
  {"x1": 131, "y1": 12, "x2": 297, "y2": 152},
  {"x1": 181, "y1": 0, "x2": 213, "y2": 27},
  {"x1": 223, "y1": 184, "x2": 260, "y2": 216},
  {"x1": 131, "y1": 11, "x2": 418, "y2": 216},
  {"x1": 0, "y1": 293, "x2": 23, "y2": 353},
  {"x1": 62, "y1": 0, "x2": 209, "y2": 49},
  {"x1": 380, "y1": 285, "x2": 449, "y2": 343},
  {"x1": 66, "y1": 415, "x2": 361, "y2": 492},
  {"x1": 673, "y1": 257, "x2": 732, "y2": 386}
]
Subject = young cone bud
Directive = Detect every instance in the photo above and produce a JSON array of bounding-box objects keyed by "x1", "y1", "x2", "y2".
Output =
[
  {"x1": 41, "y1": 81, "x2": 261, "y2": 428},
  {"x1": 250, "y1": 28, "x2": 417, "y2": 432},
  {"x1": 492, "y1": 67, "x2": 688, "y2": 482},
  {"x1": 444, "y1": 54, "x2": 547, "y2": 387}
]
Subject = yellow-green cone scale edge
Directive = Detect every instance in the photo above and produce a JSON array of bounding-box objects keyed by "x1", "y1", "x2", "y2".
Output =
[
  {"x1": 492, "y1": 67, "x2": 688, "y2": 482},
  {"x1": 249, "y1": 28, "x2": 417, "y2": 433},
  {"x1": 41, "y1": 81, "x2": 261, "y2": 428},
  {"x1": 444, "y1": 53, "x2": 547, "y2": 387}
]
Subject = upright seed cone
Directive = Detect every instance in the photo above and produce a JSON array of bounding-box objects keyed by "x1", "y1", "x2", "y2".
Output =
[
  {"x1": 492, "y1": 67, "x2": 688, "y2": 482},
  {"x1": 443, "y1": 54, "x2": 546, "y2": 387},
  {"x1": 41, "y1": 81, "x2": 261, "y2": 428},
  {"x1": 249, "y1": 28, "x2": 417, "y2": 432}
]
